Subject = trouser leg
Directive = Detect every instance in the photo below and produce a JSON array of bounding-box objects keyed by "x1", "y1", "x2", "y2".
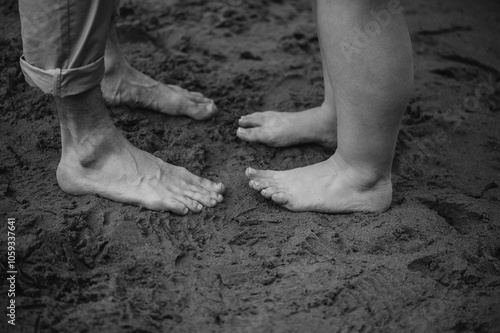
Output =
[{"x1": 18, "y1": 0, "x2": 120, "y2": 97}]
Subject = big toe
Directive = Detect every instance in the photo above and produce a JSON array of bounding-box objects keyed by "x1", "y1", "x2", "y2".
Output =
[
  {"x1": 237, "y1": 127, "x2": 270, "y2": 143},
  {"x1": 187, "y1": 91, "x2": 210, "y2": 103},
  {"x1": 249, "y1": 178, "x2": 277, "y2": 191},
  {"x1": 214, "y1": 182, "x2": 226, "y2": 196},
  {"x1": 245, "y1": 167, "x2": 275, "y2": 181},
  {"x1": 189, "y1": 100, "x2": 218, "y2": 120},
  {"x1": 167, "y1": 84, "x2": 204, "y2": 99},
  {"x1": 239, "y1": 114, "x2": 264, "y2": 127}
]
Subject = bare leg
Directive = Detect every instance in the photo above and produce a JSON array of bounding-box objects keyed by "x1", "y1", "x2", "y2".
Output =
[
  {"x1": 56, "y1": 87, "x2": 225, "y2": 214},
  {"x1": 245, "y1": 0, "x2": 413, "y2": 213},
  {"x1": 102, "y1": 22, "x2": 218, "y2": 120},
  {"x1": 237, "y1": 1, "x2": 337, "y2": 148}
]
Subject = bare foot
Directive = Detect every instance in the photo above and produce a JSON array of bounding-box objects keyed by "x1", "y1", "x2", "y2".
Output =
[
  {"x1": 101, "y1": 62, "x2": 218, "y2": 120},
  {"x1": 236, "y1": 103, "x2": 337, "y2": 148},
  {"x1": 56, "y1": 124, "x2": 225, "y2": 214},
  {"x1": 245, "y1": 154, "x2": 392, "y2": 213}
]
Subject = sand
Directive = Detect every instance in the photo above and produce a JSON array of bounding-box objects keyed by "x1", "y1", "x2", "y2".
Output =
[{"x1": 0, "y1": 0, "x2": 499, "y2": 332}]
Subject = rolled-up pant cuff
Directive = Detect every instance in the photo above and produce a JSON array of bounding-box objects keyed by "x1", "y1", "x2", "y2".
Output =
[
  {"x1": 18, "y1": 0, "x2": 120, "y2": 98},
  {"x1": 20, "y1": 55, "x2": 105, "y2": 97}
]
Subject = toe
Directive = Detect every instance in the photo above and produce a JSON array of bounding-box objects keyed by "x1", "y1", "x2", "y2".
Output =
[
  {"x1": 271, "y1": 192, "x2": 290, "y2": 206},
  {"x1": 207, "y1": 189, "x2": 224, "y2": 203},
  {"x1": 245, "y1": 167, "x2": 274, "y2": 180},
  {"x1": 187, "y1": 184, "x2": 211, "y2": 197},
  {"x1": 185, "y1": 189, "x2": 214, "y2": 208},
  {"x1": 161, "y1": 198, "x2": 189, "y2": 215},
  {"x1": 193, "y1": 100, "x2": 218, "y2": 120},
  {"x1": 214, "y1": 192, "x2": 224, "y2": 203},
  {"x1": 260, "y1": 187, "x2": 279, "y2": 199},
  {"x1": 238, "y1": 113, "x2": 264, "y2": 127},
  {"x1": 181, "y1": 196, "x2": 203, "y2": 213},
  {"x1": 245, "y1": 167, "x2": 257, "y2": 179},
  {"x1": 249, "y1": 178, "x2": 277, "y2": 191},
  {"x1": 179, "y1": 96, "x2": 218, "y2": 121},
  {"x1": 237, "y1": 127, "x2": 268, "y2": 143},
  {"x1": 204, "y1": 101, "x2": 218, "y2": 116},
  {"x1": 195, "y1": 177, "x2": 225, "y2": 195},
  {"x1": 184, "y1": 183, "x2": 222, "y2": 207},
  {"x1": 215, "y1": 182, "x2": 225, "y2": 195},
  {"x1": 199, "y1": 186, "x2": 223, "y2": 203},
  {"x1": 187, "y1": 91, "x2": 209, "y2": 103},
  {"x1": 166, "y1": 85, "x2": 208, "y2": 103}
]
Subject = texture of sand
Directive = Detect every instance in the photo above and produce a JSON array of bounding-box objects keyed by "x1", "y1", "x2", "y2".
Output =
[{"x1": 0, "y1": 0, "x2": 499, "y2": 332}]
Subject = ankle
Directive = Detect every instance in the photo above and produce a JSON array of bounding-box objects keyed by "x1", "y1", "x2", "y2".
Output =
[
  {"x1": 56, "y1": 87, "x2": 113, "y2": 139},
  {"x1": 62, "y1": 123, "x2": 123, "y2": 166},
  {"x1": 104, "y1": 55, "x2": 127, "y2": 77},
  {"x1": 104, "y1": 45, "x2": 132, "y2": 78},
  {"x1": 330, "y1": 153, "x2": 392, "y2": 190},
  {"x1": 55, "y1": 87, "x2": 121, "y2": 166}
]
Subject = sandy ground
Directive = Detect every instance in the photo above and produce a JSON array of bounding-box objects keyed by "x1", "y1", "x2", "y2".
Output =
[{"x1": 1, "y1": 0, "x2": 500, "y2": 332}]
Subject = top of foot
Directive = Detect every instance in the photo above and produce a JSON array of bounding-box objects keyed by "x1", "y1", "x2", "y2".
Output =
[
  {"x1": 237, "y1": 104, "x2": 337, "y2": 148},
  {"x1": 102, "y1": 64, "x2": 218, "y2": 121}
]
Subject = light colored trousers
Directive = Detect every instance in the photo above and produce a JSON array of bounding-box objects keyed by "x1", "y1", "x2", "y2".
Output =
[{"x1": 19, "y1": 0, "x2": 120, "y2": 97}]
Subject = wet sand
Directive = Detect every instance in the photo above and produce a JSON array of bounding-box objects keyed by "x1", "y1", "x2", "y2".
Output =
[{"x1": 1, "y1": 0, "x2": 499, "y2": 332}]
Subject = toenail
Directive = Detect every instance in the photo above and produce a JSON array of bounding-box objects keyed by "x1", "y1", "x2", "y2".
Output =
[
  {"x1": 211, "y1": 199, "x2": 216, "y2": 206},
  {"x1": 197, "y1": 204, "x2": 202, "y2": 210}
]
